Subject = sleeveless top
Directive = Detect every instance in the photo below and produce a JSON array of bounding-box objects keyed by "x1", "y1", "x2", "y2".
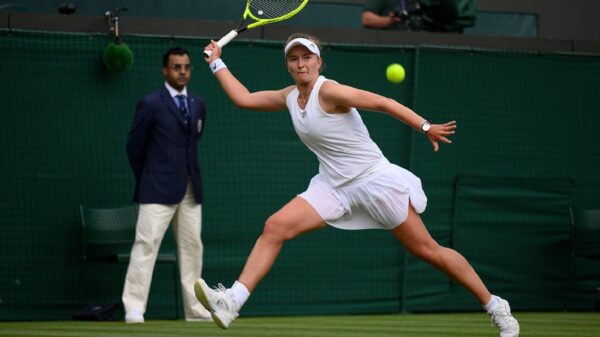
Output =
[{"x1": 286, "y1": 76, "x2": 389, "y2": 187}]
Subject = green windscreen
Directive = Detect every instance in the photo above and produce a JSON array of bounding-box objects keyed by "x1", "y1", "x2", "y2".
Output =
[{"x1": 1, "y1": 30, "x2": 599, "y2": 320}]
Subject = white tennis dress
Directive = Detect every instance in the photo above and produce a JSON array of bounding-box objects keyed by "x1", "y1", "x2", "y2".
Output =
[{"x1": 286, "y1": 76, "x2": 427, "y2": 230}]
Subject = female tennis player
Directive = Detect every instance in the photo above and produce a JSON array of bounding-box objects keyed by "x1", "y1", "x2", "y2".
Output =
[{"x1": 196, "y1": 33, "x2": 519, "y2": 337}]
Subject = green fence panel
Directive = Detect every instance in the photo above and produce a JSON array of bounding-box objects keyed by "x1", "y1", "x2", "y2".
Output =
[
  {"x1": 1, "y1": 29, "x2": 600, "y2": 320},
  {"x1": 451, "y1": 176, "x2": 573, "y2": 310}
]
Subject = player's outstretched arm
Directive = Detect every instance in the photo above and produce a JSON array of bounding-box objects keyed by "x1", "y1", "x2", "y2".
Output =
[
  {"x1": 204, "y1": 41, "x2": 288, "y2": 112},
  {"x1": 320, "y1": 81, "x2": 456, "y2": 151}
]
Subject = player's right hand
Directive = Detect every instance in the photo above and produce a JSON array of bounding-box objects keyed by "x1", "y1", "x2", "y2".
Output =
[{"x1": 204, "y1": 40, "x2": 222, "y2": 63}]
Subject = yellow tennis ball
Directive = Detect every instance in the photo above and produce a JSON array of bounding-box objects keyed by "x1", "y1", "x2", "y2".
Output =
[{"x1": 386, "y1": 63, "x2": 405, "y2": 83}]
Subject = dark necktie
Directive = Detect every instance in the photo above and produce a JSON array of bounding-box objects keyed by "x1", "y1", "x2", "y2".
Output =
[{"x1": 176, "y1": 95, "x2": 191, "y2": 127}]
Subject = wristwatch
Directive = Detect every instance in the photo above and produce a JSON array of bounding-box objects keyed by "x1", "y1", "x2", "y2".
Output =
[{"x1": 420, "y1": 120, "x2": 431, "y2": 133}]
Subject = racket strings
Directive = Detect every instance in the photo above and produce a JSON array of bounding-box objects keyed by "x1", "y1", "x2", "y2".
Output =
[{"x1": 249, "y1": 0, "x2": 305, "y2": 20}]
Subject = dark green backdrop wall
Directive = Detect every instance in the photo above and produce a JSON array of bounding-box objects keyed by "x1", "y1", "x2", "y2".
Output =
[{"x1": 1, "y1": 30, "x2": 599, "y2": 320}]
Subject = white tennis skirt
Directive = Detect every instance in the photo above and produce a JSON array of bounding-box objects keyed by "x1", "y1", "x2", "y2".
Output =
[{"x1": 299, "y1": 163, "x2": 427, "y2": 230}]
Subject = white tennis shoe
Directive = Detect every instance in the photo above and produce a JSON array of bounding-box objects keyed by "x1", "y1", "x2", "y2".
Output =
[
  {"x1": 488, "y1": 297, "x2": 520, "y2": 337},
  {"x1": 194, "y1": 279, "x2": 239, "y2": 329}
]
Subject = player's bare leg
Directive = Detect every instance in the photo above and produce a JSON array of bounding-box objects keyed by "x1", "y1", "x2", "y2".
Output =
[
  {"x1": 391, "y1": 205, "x2": 519, "y2": 337},
  {"x1": 195, "y1": 197, "x2": 325, "y2": 329},
  {"x1": 391, "y1": 205, "x2": 491, "y2": 303},
  {"x1": 239, "y1": 196, "x2": 326, "y2": 291}
]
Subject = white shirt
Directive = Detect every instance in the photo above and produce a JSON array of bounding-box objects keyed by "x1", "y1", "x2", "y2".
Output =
[
  {"x1": 165, "y1": 82, "x2": 187, "y2": 101},
  {"x1": 286, "y1": 76, "x2": 388, "y2": 187}
]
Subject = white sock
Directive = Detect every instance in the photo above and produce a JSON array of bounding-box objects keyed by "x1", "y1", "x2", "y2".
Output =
[
  {"x1": 229, "y1": 281, "x2": 251, "y2": 310},
  {"x1": 483, "y1": 295, "x2": 500, "y2": 312}
]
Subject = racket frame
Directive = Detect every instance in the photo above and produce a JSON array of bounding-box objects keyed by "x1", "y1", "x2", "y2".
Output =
[{"x1": 204, "y1": 0, "x2": 309, "y2": 58}]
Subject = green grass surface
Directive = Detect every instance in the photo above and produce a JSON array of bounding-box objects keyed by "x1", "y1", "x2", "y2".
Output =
[{"x1": 1, "y1": 312, "x2": 599, "y2": 336}]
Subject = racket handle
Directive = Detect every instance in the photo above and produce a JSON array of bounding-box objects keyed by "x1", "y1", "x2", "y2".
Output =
[{"x1": 204, "y1": 30, "x2": 239, "y2": 58}]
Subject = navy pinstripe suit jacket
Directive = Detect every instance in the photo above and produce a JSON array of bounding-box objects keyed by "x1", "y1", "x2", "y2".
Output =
[{"x1": 126, "y1": 86, "x2": 206, "y2": 204}]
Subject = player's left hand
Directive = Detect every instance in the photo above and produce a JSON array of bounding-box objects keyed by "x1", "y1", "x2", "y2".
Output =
[{"x1": 427, "y1": 120, "x2": 457, "y2": 152}]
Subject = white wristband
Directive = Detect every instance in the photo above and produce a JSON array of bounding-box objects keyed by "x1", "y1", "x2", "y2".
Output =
[{"x1": 209, "y1": 58, "x2": 227, "y2": 74}]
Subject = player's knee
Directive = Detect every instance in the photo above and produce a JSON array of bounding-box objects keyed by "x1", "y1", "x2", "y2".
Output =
[{"x1": 263, "y1": 214, "x2": 296, "y2": 241}]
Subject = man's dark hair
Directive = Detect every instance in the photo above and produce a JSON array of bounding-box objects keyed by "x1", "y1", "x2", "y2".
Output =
[{"x1": 162, "y1": 47, "x2": 190, "y2": 67}]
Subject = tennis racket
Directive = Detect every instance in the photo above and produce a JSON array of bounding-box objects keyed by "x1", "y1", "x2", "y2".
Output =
[{"x1": 204, "y1": 0, "x2": 309, "y2": 58}]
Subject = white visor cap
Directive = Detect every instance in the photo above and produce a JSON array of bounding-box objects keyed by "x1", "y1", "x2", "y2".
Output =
[{"x1": 284, "y1": 38, "x2": 320, "y2": 57}]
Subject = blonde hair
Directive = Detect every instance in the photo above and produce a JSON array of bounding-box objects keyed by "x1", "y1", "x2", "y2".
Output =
[{"x1": 284, "y1": 33, "x2": 325, "y2": 72}]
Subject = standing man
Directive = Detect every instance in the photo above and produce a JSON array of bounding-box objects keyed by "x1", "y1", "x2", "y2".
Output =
[{"x1": 123, "y1": 46, "x2": 210, "y2": 323}]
